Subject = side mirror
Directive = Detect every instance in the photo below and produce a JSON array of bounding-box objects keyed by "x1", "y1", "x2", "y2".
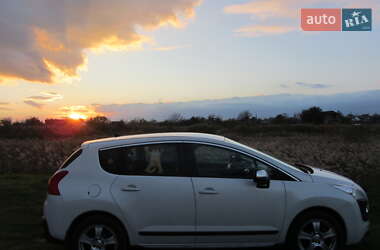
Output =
[{"x1": 255, "y1": 169, "x2": 270, "y2": 188}]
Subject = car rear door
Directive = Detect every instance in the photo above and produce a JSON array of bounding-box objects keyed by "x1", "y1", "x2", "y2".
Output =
[{"x1": 101, "y1": 142, "x2": 196, "y2": 247}]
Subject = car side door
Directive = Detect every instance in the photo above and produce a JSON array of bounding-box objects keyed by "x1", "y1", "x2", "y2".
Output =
[
  {"x1": 102, "y1": 143, "x2": 196, "y2": 247},
  {"x1": 184, "y1": 143, "x2": 291, "y2": 247}
]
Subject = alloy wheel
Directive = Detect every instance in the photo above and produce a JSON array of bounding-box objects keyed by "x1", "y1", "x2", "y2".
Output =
[
  {"x1": 297, "y1": 218, "x2": 337, "y2": 250},
  {"x1": 78, "y1": 224, "x2": 119, "y2": 250}
]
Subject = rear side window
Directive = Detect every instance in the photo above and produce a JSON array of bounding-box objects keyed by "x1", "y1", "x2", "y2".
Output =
[
  {"x1": 99, "y1": 143, "x2": 180, "y2": 176},
  {"x1": 60, "y1": 149, "x2": 82, "y2": 169}
]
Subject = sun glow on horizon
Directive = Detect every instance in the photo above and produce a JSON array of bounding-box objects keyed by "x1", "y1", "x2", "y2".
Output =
[
  {"x1": 59, "y1": 105, "x2": 100, "y2": 121},
  {"x1": 68, "y1": 113, "x2": 88, "y2": 120}
]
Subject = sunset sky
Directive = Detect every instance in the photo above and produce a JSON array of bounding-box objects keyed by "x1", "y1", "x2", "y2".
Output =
[{"x1": 0, "y1": 0, "x2": 379, "y2": 120}]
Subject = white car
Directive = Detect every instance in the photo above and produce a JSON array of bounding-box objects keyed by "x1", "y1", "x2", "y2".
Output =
[{"x1": 43, "y1": 133, "x2": 369, "y2": 250}]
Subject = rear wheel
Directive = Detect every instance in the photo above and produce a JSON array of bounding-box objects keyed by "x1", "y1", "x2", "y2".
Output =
[
  {"x1": 67, "y1": 215, "x2": 128, "y2": 250},
  {"x1": 287, "y1": 211, "x2": 344, "y2": 250}
]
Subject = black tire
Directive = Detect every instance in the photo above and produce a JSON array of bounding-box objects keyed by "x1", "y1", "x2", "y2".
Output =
[
  {"x1": 287, "y1": 211, "x2": 345, "y2": 250},
  {"x1": 66, "y1": 215, "x2": 128, "y2": 250}
]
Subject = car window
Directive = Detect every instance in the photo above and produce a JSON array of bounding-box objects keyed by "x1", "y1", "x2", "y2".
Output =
[
  {"x1": 254, "y1": 159, "x2": 294, "y2": 181},
  {"x1": 99, "y1": 143, "x2": 180, "y2": 176},
  {"x1": 60, "y1": 148, "x2": 82, "y2": 169},
  {"x1": 193, "y1": 144, "x2": 255, "y2": 178},
  {"x1": 191, "y1": 144, "x2": 294, "y2": 180}
]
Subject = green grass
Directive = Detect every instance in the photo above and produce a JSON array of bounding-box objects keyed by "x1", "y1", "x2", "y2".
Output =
[
  {"x1": 0, "y1": 175, "x2": 63, "y2": 250},
  {"x1": 0, "y1": 174, "x2": 378, "y2": 250}
]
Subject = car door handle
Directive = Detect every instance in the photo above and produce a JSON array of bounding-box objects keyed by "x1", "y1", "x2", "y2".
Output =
[
  {"x1": 121, "y1": 184, "x2": 140, "y2": 192},
  {"x1": 199, "y1": 187, "x2": 218, "y2": 195}
]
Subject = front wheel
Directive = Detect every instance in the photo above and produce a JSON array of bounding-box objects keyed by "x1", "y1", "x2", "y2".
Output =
[
  {"x1": 287, "y1": 211, "x2": 344, "y2": 250},
  {"x1": 67, "y1": 215, "x2": 128, "y2": 250}
]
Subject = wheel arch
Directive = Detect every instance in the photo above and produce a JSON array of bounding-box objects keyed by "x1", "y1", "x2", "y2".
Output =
[
  {"x1": 286, "y1": 206, "x2": 347, "y2": 245},
  {"x1": 65, "y1": 210, "x2": 130, "y2": 244}
]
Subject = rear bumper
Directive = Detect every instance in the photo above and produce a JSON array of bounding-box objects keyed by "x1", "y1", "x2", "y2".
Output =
[
  {"x1": 43, "y1": 195, "x2": 70, "y2": 240},
  {"x1": 41, "y1": 216, "x2": 62, "y2": 243}
]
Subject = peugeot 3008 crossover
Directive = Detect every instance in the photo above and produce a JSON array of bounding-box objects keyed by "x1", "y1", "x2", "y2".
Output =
[{"x1": 43, "y1": 133, "x2": 369, "y2": 250}]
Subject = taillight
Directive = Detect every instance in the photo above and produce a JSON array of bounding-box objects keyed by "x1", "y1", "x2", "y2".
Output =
[{"x1": 48, "y1": 170, "x2": 68, "y2": 195}]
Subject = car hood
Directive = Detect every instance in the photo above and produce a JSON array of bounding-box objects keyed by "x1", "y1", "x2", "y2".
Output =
[
  {"x1": 310, "y1": 167, "x2": 355, "y2": 185},
  {"x1": 310, "y1": 167, "x2": 367, "y2": 199}
]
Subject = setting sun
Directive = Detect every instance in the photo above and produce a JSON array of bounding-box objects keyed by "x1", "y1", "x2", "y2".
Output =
[{"x1": 68, "y1": 113, "x2": 87, "y2": 120}]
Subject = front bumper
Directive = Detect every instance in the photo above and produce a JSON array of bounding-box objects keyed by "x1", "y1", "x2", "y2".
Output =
[{"x1": 363, "y1": 230, "x2": 370, "y2": 243}]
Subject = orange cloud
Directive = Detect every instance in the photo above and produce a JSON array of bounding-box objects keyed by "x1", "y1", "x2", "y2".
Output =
[
  {"x1": 153, "y1": 44, "x2": 191, "y2": 51},
  {"x1": 225, "y1": 0, "x2": 298, "y2": 20},
  {"x1": 0, "y1": 102, "x2": 11, "y2": 111},
  {"x1": 236, "y1": 25, "x2": 296, "y2": 37},
  {"x1": 0, "y1": 0, "x2": 201, "y2": 84}
]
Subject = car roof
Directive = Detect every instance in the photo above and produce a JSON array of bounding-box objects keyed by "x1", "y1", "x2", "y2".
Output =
[{"x1": 81, "y1": 132, "x2": 227, "y2": 149}]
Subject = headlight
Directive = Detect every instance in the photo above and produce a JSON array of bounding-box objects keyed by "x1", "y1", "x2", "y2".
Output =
[
  {"x1": 333, "y1": 184, "x2": 357, "y2": 198},
  {"x1": 333, "y1": 184, "x2": 369, "y2": 221}
]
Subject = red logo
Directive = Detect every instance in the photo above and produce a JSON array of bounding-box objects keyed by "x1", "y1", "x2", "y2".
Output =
[{"x1": 301, "y1": 9, "x2": 341, "y2": 31}]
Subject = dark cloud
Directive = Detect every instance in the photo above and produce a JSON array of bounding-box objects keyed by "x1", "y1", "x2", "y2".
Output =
[
  {"x1": 24, "y1": 100, "x2": 44, "y2": 109},
  {"x1": 44, "y1": 92, "x2": 59, "y2": 96},
  {"x1": 28, "y1": 96, "x2": 54, "y2": 101},
  {"x1": 296, "y1": 82, "x2": 331, "y2": 89},
  {"x1": 23, "y1": 92, "x2": 63, "y2": 109},
  {"x1": 26, "y1": 92, "x2": 63, "y2": 102},
  {"x1": 95, "y1": 90, "x2": 380, "y2": 120}
]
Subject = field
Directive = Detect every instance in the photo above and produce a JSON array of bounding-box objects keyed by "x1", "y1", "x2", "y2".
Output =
[{"x1": 1, "y1": 129, "x2": 379, "y2": 249}]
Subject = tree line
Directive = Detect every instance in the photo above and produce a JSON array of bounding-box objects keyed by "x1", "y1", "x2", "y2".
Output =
[{"x1": 1, "y1": 106, "x2": 380, "y2": 138}]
